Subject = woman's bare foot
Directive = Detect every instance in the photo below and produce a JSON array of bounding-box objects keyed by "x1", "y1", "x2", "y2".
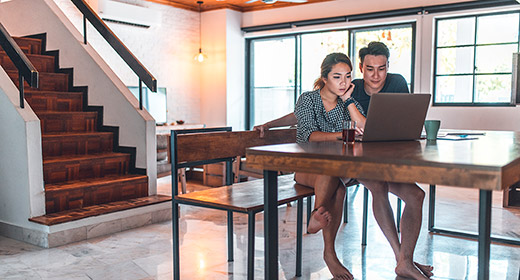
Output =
[
  {"x1": 307, "y1": 206, "x2": 331, "y2": 234},
  {"x1": 414, "y1": 262, "x2": 433, "y2": 278},
  {"x1": 324, "y1": 250, "x2": 353, "y2": 280},
  {"x1": 395, "y1": 261, "x2": 429, "y2": 280}
]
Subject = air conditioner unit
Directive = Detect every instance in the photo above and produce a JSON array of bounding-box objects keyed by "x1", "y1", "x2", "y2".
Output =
[{"x1": 98, "y1": 0, "x2": 160, "y2": 28}]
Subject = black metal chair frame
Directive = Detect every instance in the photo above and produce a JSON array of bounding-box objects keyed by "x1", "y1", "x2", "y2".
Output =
[{"x1": 171, "y1": 127, "x2": 308, "y2": 280}]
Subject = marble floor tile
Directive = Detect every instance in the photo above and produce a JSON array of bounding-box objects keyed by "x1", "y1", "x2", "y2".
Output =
[{"x1": 0, "y1": 176, "x2": 518, "y2": 280}]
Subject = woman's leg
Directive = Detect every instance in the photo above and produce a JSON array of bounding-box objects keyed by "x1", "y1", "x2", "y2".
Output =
[
  {"x1": 295, "y1": 173, "x2": 353, "y2": 280},
  {"x1": 295, "y1": 173, "x2": 340, "y2": 233}
]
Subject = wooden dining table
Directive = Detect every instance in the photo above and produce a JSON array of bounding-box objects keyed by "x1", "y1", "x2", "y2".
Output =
[{"x1": 246, "y1": 130, "x2": 520, "y2": 280}]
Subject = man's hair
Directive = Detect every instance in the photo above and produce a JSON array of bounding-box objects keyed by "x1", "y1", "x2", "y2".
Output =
[{"x1": 358, "y1": 41, "x2": 390, "y2": 65}]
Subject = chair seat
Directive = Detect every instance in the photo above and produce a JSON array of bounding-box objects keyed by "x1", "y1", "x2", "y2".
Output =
[{"x1": 176, "y1": 174, "x2": 314, "y2": 212}]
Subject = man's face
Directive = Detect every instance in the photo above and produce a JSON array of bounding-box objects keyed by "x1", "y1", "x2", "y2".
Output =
[{"x1": 359, "y1": 54, "x2": 388, "y2": 94}]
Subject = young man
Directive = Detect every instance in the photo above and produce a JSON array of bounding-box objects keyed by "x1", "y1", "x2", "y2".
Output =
[{"x1": 254, "y1": 42, "x2": 433, "y2": 280}]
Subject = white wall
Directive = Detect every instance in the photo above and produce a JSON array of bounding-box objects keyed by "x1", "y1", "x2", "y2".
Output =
[
  {"x1": 240, "y1": 1, "x2": 520, "y2": 131},
  {"x1": 0, "y1": 67, "x2": 45, "y2": 231},
  {"x1": 226, "y1": 10, "x2": 245, "y2": 131},
  {"x1": 53, "y1": 0, "x2": 201, "y2": 125}
]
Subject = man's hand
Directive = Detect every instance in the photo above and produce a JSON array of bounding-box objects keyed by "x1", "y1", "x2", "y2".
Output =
[
  {"x1": 253, "y1": 124, "x2": 269, "y2": 138},
  {"x1": 339, "y1": 84, "x2": 355, "y2": 102}
]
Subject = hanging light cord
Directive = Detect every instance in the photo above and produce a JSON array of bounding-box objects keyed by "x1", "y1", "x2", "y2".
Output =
[{"x1": 198, "y1": 1, "x2": 203, "y2": 52}]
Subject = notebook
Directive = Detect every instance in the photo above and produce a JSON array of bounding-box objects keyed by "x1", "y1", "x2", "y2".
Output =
[{"x1": 357, "y1": 93, "x2": 431, "y2": 142}]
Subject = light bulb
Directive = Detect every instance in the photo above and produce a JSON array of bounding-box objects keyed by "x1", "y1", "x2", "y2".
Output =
[{"x1": 194, "y1": 48, "x2": 207, "y2": 63}]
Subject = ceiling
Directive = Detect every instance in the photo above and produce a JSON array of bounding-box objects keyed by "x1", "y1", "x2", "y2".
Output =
[{"x1": 144, "y1": 0, "x2": 332, "y2": 12}]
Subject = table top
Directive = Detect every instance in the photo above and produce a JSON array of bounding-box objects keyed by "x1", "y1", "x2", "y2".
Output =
[{"x1": 246, "y1": 130, "x2": 520, "y2": 191}]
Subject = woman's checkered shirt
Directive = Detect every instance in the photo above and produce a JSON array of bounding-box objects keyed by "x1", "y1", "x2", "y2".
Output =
[{"x1": 294, "y1": 89, "x2": 364, "y2": 143}]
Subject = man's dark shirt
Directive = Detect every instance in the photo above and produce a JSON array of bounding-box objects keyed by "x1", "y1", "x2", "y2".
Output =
[{"x1": 352, "y1": 73, "x2": 409, "y2": 115}]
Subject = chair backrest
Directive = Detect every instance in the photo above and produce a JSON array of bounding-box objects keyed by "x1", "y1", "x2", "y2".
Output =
[{"x1": 170, "y1": 128, "x2": 296, "y2": 195}]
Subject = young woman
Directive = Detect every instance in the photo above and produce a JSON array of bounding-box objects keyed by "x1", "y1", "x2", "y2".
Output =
[{"x1": 294, "y1": 52, "x2": 365, "y2": 280}]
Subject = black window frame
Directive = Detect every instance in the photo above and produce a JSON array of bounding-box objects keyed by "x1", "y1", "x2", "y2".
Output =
[
  {"x1": 245, "y1": 22, "x2": 416, "y2": 129},
  {"x1": 432, "y1": 10, "x2": 520, "y2": 107}
]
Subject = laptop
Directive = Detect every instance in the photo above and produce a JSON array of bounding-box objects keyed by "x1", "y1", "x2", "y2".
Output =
[{"x1": 357, "y1": 93, "x2": 431, "y2": 142}]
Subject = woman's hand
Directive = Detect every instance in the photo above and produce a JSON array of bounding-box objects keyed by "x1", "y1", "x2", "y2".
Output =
[
  {"x1": 355, "y1": 126, "x2": 364, "y2": 136},
  {"x1": 339, "y1": 83, "x2": 355, "y2": 101}
]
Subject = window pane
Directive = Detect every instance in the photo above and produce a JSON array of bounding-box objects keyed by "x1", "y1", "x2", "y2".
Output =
[
  {"x1": 301, "y1": 31, "x2": 349, "y2": 93},
  {"x1": 475, "y1": 44, "x2": 518, "y2": 73},
  {"x1": 437, "y1": 17, "x2": 475, "y2": 47},
  {"x1": 352, "y1": 26, "x2": 413, "y2": 86},
  {"x1": 475, "y1": 74, "x2": 512, "y2": 103},
  {"x1": 477, "y1": 13, "x2": 519, "y2": 44},
  {"x1": 253, "y1": 88, "x2": 295, "y2": 126},
  {"x1": 251, "y1": 37, "x2": 295, "y2": 126},
  {"x1": 436, "y1": 47, "x2": 474, "y2": 74},
  {"x1": 435, "y1": 75, "x2": 473, "y2": 103}
]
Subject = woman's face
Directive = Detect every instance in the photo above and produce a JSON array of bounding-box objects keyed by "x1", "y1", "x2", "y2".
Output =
[{"x1": 322, "y1": 62, "x2": 352, "y2": 97}]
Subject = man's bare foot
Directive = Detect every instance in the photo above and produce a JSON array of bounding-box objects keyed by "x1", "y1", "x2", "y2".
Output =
[
  {"x1": 395, "y1": 261, "x2": 429, "y2": 280},
  {"x1": 307, "y1": 206, "x2": 331, "y2": 234},
  {"x1": 324, "y1": 250, "x2": 353, "y2": 280},
  {"x1": 414, "y1": 262, "x2": 433, "y2": 278}
]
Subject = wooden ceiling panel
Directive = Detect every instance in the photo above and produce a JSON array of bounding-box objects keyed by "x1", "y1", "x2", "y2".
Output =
[{"x1": 145, "y1": 0, "x2": 332, "y2": 12}]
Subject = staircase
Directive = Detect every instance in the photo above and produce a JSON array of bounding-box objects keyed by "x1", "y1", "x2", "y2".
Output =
[{"x1": 0, "y1": 35, "x2": 170, "y2": 227}]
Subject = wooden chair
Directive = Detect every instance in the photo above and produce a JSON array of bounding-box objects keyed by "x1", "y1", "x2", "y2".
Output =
[{"x1": 170, "y1": 128, "x2": 314, "y2": 280}]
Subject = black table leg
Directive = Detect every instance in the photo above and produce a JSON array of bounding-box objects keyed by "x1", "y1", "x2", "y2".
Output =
[
  {"x1": 264, "y1": 170, "x2": 278, "y2": 280},
  {"x1": 478, "y1": 190, "x2": 491, "y2": 280}
]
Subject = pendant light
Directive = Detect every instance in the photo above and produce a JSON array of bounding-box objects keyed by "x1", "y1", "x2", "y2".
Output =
[{"x1": 194, "y1": 1, "x2": 207, "y2": 63}]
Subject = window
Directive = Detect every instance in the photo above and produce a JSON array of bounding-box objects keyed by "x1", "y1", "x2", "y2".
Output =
[
  {"x1": 433, "y1": 12, "x2": 520, "y2": 105},
  {"x1": 128, "y1": 86, "x2": 167, "y2": 123},
  {"x1": 246, "y1": 24, "x2": 415, "y2": 129}
]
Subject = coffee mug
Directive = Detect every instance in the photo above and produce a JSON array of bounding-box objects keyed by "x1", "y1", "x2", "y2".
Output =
[{"x1": 424, "y1": 120, "x2": 441, "y2": 140}]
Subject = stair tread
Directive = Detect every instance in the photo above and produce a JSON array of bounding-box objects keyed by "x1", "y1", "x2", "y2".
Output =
[
  {"x1": 44, "y1": 152, "x2": 129, "y2": 164},
  {"x1": 0, "y1": 51, "x2": 53, "y2": 59},
  {"x1": 29, "y1": 195, "x2": 171, "y2": 226},
  {"x1": 25, "y1": 90, "x2": 82, "y2": 95},
  {"x1": 45, "y1": 174, "x2": 147, "y2": 192},
  {"x1": 6, "y1": 69, "x2": 66, "y2": 76},
  {"x1": 38, "y1": 111, "x2": 96, "y2": 115},
  {"x1": 42, "y1": 132, "x2": 112, "y2": 138}
]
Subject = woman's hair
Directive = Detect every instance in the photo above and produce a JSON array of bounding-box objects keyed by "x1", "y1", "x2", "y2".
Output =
[{"x1": 313, "y1": 52, "x2": 353, "y2": 90}]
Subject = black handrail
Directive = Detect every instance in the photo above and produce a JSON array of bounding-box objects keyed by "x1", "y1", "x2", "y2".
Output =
[
  {"x1": 0, "y1": 22, "x2": 39, "y2": 108},
  {"x1": 70, "y1": 0, "x2": 157, "y2": 110}
]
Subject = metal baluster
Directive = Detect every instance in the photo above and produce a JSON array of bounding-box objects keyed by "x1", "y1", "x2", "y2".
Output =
[
  {"x1": 19, "y1": 74, "x2": 24, "y2": 108},
  {"x1": 83, "y1": 15, "x2": 87, "y2": 44},
  {"x1": 139, "y1": 78, "x2": 143, "y2": 110}
]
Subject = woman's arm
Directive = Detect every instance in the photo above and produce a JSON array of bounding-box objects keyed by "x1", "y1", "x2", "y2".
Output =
[
  {"x1": 308, "y1": 131, "x2": 342, "y2": 142},
  {"x1": 253, "y1": 113, "x2": 297, "y2": 137}
]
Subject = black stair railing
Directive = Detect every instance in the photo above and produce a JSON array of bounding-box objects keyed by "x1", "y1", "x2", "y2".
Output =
[
  {"x1": 0, "y1": 22, "x2": 39, "y2": 108},
  {"x1": 70, "y1": 0, "x2": 157, "y2": 110}
]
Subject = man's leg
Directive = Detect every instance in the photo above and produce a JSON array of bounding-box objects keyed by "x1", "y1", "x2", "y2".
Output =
[
  {"x1": 357, "y1": 180, "x2": 401, "y2": 254},
  {"x1": 388, "y1": 182, "x2": 432, "y2": 279}
]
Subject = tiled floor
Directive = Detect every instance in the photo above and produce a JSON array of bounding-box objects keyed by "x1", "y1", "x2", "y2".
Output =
[{"x1": 0, "y1": 175, "x2": 519, "y2": 279}]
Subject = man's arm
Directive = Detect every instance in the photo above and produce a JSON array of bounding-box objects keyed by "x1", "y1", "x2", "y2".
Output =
[{"x1": 253, "y1": 113, "x2": 297, "y2": 137}]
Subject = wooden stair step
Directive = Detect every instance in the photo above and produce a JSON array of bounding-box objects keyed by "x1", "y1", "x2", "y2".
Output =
[
  {"x1": 25, "y1": 90, "x2": 83, "y2": 113},
  {"x1": 44, "y1": 174, "x2": 148, "y2": 213},
  {"x1": 0, "y1": 52, "x2": 55, "y2": 72},
  {"x1": 38, "y1": 111, "x2": 97, "y2": 133},
  {"x1": 43, "y1": 152, "x2": 130, "y2": 184},
  {"x1": 42, "y1": 132, "x2": 113, "y2": 158},
  {"x1": 0, "y1": 37, "x2": 42, "y2": 54},
  {"x1": 7, "y1": 70, "x2": 68, "y2": 91},
  {"x1": 29, "y1": 195, "x2": 171, "y2": 226}
]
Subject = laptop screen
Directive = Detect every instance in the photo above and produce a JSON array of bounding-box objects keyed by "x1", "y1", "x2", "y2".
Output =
[{"x1": 359, "y1": 93, "x2": 431, "y2": 142}]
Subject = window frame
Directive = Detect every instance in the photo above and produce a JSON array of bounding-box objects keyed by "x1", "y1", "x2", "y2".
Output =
[
  {"x1": 245, "y1": 22, "x2": 416, "y2": 129},
  {"x1": 432, "y1": 11, "x2": 520, "y2": 107}
]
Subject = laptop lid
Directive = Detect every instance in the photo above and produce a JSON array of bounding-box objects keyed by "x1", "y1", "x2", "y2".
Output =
[{"x1": 360, "y1": 93, "x2": 431, "y2": 142}]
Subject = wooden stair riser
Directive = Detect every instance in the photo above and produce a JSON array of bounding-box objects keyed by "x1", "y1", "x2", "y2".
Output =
[
  {"x1": 39, "y1": 112, "x2": 97, "y2": 133},
  {"x1": 25, "y1": 91, "x2": 83, "y2": 113},
  {"x1": 7, "y1": 71, "x2": 68, "y2": 91},
  {"x1": 45, "y1": 177, "x2": 148, "y2": 213},
  {"x1": 42, "y1": 133, "x2": 113, "y2": 158},
  {"x1": 43, "y1": 154, "x2": 130, "y2": 183},
  {"x1": 0, "y1": 52, "x2": 55, "y2": 72}
]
